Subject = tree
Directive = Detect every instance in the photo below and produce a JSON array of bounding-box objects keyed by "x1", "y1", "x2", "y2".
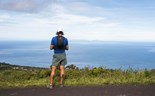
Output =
[{"x1": 65, "y1": 64, "x2": 79, "y2": 70}]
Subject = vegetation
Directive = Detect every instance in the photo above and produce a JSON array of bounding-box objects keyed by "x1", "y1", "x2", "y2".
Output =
[{"x1": 0, "y1": 62, "x2": 155, "y2": 88}]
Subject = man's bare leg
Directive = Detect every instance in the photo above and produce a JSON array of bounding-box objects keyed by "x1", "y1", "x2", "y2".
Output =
[
  {"x1": 50, "y1": 66, "x2": 57, "y2": 85},
  {"x1": 60, "y1": 65, "x2": 65, "y2": 85}
]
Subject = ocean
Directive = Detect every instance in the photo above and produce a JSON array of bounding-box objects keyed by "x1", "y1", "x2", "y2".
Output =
[{"x1": 0, "y1": 40, "x2": 155, "y2": 70}]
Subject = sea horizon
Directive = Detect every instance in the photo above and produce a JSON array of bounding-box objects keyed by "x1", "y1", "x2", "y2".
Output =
[{"x1": 0, "y1": 40, "x2": 155, "y2": 70}]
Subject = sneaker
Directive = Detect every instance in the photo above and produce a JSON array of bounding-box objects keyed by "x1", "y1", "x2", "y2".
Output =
[
  {"x1": 60, "y1": 84, "x2": 64, "y2": 88},
  {"x1": 47, "y1": 84, "x2": 53, "y2": 89}
]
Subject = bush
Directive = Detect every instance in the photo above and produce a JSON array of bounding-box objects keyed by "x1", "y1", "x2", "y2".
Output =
[
  {"x1": 65, "y1": 69, "x2": 82, "y2": 79},
  {"x1": 90, "y1": 67, "x2": 106, "y2": 76}
]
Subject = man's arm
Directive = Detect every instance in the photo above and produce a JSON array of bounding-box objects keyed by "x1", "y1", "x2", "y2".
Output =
[
  {"x1": 50, "y1": 45, "x2": 54, "y2": 50},
  {"x1": 50, "y1": 37, "x2": 55, "y2": 50},
  {"x1": 65, "y1": 45, "x2": 69, "y2": 50},
  {"x1": 65, "y1": 38, "x2": 69, "y2": 50}
]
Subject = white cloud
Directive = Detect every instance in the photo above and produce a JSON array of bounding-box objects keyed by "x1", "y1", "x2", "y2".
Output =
[
  {"x1": 100, "y1": 31, "x2": 155, "y2": 42},
  {"x1": 0, "y1": 14, "x2": 10, "y2": 20},
  {"x1": 0, "y1": 14, "x2": 11, "y2": 23},
  {"x1": 67, "y1": 30, "x2": 155, "y2": 42},
  {"x1": 49, "y1": 13, "x2": 105, "y2": 26},
  {"x1": 0, "y1": 1, "x2": 155, "y2": 42},
  {"x1": 21, "y1": 2, "x2": 113, "y2": 29},
  {"x1": 0, "y1": 0, "x2": 55, "y2": 13},
  {"x1": 36, "y1": 3, "x2": 117, "y2": 28}
]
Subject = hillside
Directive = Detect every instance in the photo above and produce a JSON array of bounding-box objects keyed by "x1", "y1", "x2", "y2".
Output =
[
  {"x1": 0, "y1": 62, "x2": 47, "y2": 71},
  {"x1": 0, "y1": 62, "x2": 155, "y2": 88}
]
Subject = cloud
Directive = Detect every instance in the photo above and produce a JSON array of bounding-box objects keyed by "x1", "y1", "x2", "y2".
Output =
[
  {"x1": 49, "y1": 13, "x2": 105, "y2": 26},
  {"x1": 0, "y1": 0, "x2": 56, "y2": 13},
  {"x1": 0, "y1": 14, "x2": 17, "y2": 25},
  {"x1": 0, "y1": 1, "x2": 120, "y2": 41},
  {"x1": 0, "y1": 14, "x2": 10, "y2": 22},
  {"x1": 34, "y1": 2, "x2": 118, "y2": 28},
  {"x1": 0, "y1": 1, "x2": 115, "y2": 27},
  {"x1": 0, "y1": 1, "x2": 154, "y2": 42}
]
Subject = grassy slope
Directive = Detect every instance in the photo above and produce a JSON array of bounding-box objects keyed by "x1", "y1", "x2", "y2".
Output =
[{"x1": 0, "y1": 63, "x2": 155, "y2": 88}]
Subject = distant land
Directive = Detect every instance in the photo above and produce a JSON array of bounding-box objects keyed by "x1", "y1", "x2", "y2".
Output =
[{"x1": 0, "y1": 62, "x2": 47, "y2": 71}]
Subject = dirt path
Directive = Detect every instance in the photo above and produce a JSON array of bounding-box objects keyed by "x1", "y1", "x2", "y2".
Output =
[{"x1": 0, "y1": 85, "x2": 155, "y2": 96}]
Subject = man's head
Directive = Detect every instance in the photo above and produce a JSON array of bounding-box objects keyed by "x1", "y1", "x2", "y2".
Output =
[
  {"x1": 56, "y1": 28, "x2": 64, "y2": 36},
  {"x1": 56, "y1": 31, "x2": 64, "y2": 35}
]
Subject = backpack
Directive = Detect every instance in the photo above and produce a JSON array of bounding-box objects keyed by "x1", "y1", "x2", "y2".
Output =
[{"x1": 55, "y1": 36, "x2": 65, "y2": 50}]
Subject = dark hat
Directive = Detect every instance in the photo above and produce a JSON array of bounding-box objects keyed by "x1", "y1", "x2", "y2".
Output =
[{"x1": 56, "y1": 31, "x2": 64, "y2": 35}]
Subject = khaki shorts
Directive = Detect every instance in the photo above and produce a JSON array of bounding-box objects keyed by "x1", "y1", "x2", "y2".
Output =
[{"x1": 52, "y1": 53, "x2": 67, "y2": 67}]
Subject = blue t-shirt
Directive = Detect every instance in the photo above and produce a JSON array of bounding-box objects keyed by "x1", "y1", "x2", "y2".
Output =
[{"x1": 51, "y1": 36, "x2": 68, "y2": 53}]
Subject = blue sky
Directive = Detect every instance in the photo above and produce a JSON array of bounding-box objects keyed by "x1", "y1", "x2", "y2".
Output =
[{"x1": 0, "y1": 0, "x2": 155, "y2": 41}]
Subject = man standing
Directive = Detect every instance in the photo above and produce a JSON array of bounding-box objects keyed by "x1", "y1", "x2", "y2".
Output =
[{"x1": 48, "y1": 29, "x2": 69, "y2": 89}]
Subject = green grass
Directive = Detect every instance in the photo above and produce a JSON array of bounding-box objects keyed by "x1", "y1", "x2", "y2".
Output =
[
  {"x1": 0, "y1": 66, "x2": 155, "y2": 88},
  {"x1": 64, "y1": 68, "x2": 155, "y2": 86}
]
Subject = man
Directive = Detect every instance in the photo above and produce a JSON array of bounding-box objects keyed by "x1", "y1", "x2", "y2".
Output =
[{"x1": 48, "y1": 29, "x2": 69, "y2": 89}]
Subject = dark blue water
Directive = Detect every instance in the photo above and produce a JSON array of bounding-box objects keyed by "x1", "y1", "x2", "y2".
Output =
[{"x1": 0, "y1": 40, "x2": 155, "y2": 69}]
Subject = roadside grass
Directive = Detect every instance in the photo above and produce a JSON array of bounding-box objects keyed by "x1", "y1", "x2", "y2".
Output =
[
  {"x1": 0, "y1": 78, "x2": 49, "y2": 88},
  {"x1": 64, "y1": 68, "x2": 155, "y2": 86},
  {"x1": 0, "y1": 66, "x2": 155, "y2": 88}
]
